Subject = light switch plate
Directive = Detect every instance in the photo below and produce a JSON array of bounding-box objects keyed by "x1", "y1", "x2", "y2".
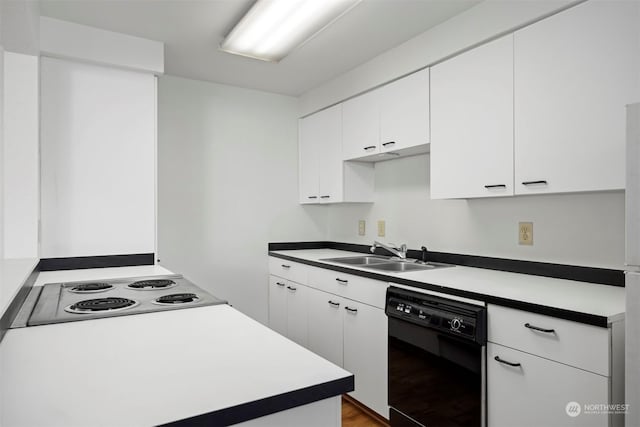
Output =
[
  {"x1": 358, "y1": 220, "x2": 366, "y2": 236},
  {"x1": 377, "y1": 220, "x2": 386, "y2": 237},
  {"x1": 519, "y1": 222, "x2": 533, "y2": 245}
]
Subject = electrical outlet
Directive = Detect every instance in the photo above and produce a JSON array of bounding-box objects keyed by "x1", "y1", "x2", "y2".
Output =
[
  {"x1": 519, "y1": 222, "x2": 533, "y2": 245},
  {"x1": 377, "y1": 220, "x2": 386, "y2": 237},
  {"x1": 358, "y1": 220, "x2": 366, "y2": 236}
]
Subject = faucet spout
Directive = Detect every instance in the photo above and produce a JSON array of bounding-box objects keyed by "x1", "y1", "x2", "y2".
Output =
[{"x1": 371, "y1": 241, "x2": 408, "y2": 259}]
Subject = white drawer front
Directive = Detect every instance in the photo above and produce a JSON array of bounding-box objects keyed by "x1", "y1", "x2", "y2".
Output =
[
  {"x1": 308, "y1": 267, "x2": 388, "y2": 309},
  {"x1": 488, "y1": 343, "x2": 609, "y2": 427},
  {"x1": 488, "y1": 304, "x2": 609, "y2": 376},
  {"x1": 268, "y1": 257, "x2": 308, "y2": 284}
]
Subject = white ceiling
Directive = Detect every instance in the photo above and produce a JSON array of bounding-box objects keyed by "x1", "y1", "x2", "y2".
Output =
[{"x1": 38, "y1": 0, "x2": 480, "y2": 96}]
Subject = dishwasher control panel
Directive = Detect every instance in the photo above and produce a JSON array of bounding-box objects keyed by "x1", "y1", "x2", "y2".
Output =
[{"x1": 386, "y1": 286, "x2": 487, "y2": 344}]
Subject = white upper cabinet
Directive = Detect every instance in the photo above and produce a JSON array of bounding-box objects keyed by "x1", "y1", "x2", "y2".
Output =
[
  {"x1": 431, "y1": 35, "x2": 514, "y2": 199},
  {"x1": 379, "y1": 69, "x2": 430, "y2": 154},
  {"x1": 342, "y1": 90, "x2": 380, "y2": 159},
  {"x1": 514, "y1": 0, "x2": 640, "y2": 195},
  {"x1": 342, "y1": 69, "x2": 429, "y2": 162},
  {"x1": 298, "y1": 105, "x2": 374, "y2": 204},
  {"x1": 298, "y1": 112, "x2": 321, "y2": 203}
]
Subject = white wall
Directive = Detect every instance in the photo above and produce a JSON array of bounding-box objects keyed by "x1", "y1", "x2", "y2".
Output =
[
  {"x1": 0, "y1": 0, "x2": 39, "y2": 56},
  {"x1": 327, "y1": 155, "x2": 625, "y2": 270},
  {"x1": 40, "y1": 57, "x2": 156, "y2": 258},
  {"x1": 39, "y1": 17, "x2": 164, "y2": 74},
  {"x1": 3, "y1": 52, "x2": 39, "y2": 259},
  {"x1": 299, "y1": 0, "x2": 577, "y2": 116},
  {"x1": 157, "y1": 75, "x2": 327, "y2": 324}
]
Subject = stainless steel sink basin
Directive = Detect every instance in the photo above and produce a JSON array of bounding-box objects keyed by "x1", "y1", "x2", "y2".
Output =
[
  {"x1": 320, "y1": 256, "x2": 452, "y2": 273},
  {"x1": 321, "y1": 256, "x2": 390, "y2": 265},
  {"x1": 364, "y1": 262, "x2": 449, "y2": 272}
]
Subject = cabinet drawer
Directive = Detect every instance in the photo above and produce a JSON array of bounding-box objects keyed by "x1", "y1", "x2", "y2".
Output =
[
  {"x1": 488, "y1": 343, "x2": 609, "y2": 427},
  {"x1": 488, "y1": 304, "x2": 609, "y2": 375},
  {"x1": 308, "y1": 267, "x2": 387, "y2": 309},
  {"x1": 268, "y1": 257, "x2": 308, "y2": 284}
]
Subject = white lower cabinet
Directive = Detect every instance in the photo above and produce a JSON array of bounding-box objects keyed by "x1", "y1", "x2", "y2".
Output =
[
  {"x1": 488, "y1": 343, "x2": 608, "y2": 427},
  {"x1": 342, "y1": 299, "x2": 388, "y2": 418},
  {"x1": 307, "y1": 288, "x2": 344, "y2": 367},
  {"x1": 268, "y1": 258, "x2": 389, "y2": 419},
  {"x1": 487, "y1": 304, "x2": 623, "y2": 427},
  {"x1": 268, "y1": 275, "x2": 308, "y2": 347}
]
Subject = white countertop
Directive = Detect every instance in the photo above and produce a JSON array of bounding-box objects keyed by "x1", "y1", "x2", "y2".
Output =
[
  {"x1": 271, "y1": 249, "x2": 626, "y2": 322},
  {"x1": 1, "y1": 265, "x2": 351, "y2": 426}
]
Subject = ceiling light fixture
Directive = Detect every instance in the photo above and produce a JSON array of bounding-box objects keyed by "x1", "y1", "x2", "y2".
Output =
[{"x1": 220, "y1": 0, "x2": 361, "y2": 62}]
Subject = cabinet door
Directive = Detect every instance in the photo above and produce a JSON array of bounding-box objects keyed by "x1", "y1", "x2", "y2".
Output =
[
  {"x1": 488, "y1": 343, "x2": 608, "y2": 427},
  {"x1": 342, "y1": 90, "x2": 380, "y2": 160},
  {"x1": 430, "y1": 35, "x2": 514, "y2": 199},
  {"x1": 285, "y1": 282, "x2": 309, "y2": 347},
  {"x1": 379, "y1": 69, "x2": 429, "y2": 153},
  {"x1": 307, "y1": 287, "x2": 344, "y2": 367},
  {"x1": 514, "y1": 0, "x2": 640, "y2": 195},
  {"x1": 343, "y1": 300, "x2": 388, "y2": 418},
  {"x1": 268, "y1": 276, "x2": 288, "y2": 336},
  {"x1": 317, "y1": 105, "x2": 344, "y2": 203},
  {"x1": 298, "y1": 115, "x2": 320, "y2": 203}
]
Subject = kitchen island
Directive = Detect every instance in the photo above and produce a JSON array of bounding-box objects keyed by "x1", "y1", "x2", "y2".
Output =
[{"x1": 0, "y1": 267, "x2": 353, "y2": 426}]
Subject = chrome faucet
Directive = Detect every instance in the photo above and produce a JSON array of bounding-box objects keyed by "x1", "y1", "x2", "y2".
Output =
[{"x1": 370, "y1": 241, "x2": 408, "y2": 260}]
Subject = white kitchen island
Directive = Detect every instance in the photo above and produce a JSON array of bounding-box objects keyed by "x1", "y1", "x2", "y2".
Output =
[{"x1": 0, "y1": 267, "x2": 352, "y2": 427}]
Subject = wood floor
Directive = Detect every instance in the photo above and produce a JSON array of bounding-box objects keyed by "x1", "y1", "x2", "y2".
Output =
[{"x1": 342, "y1": 397, "x2": 388, "y2": 427}]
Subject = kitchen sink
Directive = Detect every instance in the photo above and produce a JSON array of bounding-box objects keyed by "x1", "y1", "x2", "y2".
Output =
[
  {"x1": 320, "y1": 256, "x2": 452, "y2": 273},
  {"x1": 364, "y1": 261, "x2": 451, "y2": 272},
  {"x1": 321, "y1": 255, "x2": 390, "y2": 265}
]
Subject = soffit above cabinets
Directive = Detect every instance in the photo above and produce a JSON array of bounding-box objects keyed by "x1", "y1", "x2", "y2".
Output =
[{"x1": 37, "y1": 0, "x2": 480, "y2": 96}]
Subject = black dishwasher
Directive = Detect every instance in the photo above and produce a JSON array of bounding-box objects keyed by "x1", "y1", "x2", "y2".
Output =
[{"x1": 386, "y1": 286, "x2": 487, "y2": 427}]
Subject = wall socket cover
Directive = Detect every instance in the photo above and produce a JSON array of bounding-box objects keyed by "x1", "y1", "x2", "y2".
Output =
[
  {"x1": 377, "y1": 220, "x2": 386, "y2": 237},
  {"x1": 519, "y1": 222, "x2": 533, "y2": 245},
  {"x1": 358, "y1": 220, "x2": 366, "y2": 236}
]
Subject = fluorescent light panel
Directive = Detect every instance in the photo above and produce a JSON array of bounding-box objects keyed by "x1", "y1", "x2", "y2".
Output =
[{"x1": 220, "y1": 0, "x2": 360, "y2": 62}]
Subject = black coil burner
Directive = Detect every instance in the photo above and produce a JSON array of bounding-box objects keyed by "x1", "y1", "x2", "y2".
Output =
[
  {"x1": 154, "y1": 293, "x2": 199, "y2": 305},
  {"x1": 128, "y1": 279, "x2": 176, "y2": 290},
  {"x1": 69, "y1": 282, "x2": 114, "y2": 293},
  {"x1": 65, "y1": 297, "x2": 138, "y2": 314}
]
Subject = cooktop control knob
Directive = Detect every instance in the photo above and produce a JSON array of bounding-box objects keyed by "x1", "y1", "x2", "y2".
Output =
[{"x1": 451, "y1": 317, "x2": 462, "y2": 331}]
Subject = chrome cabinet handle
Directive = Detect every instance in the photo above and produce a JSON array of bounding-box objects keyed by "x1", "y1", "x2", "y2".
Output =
[
  {"x1": 382, "y1": 141, "x2": 396, "y2": 147},
  {"x1": 335, "y1": 278, "x2": 348, "y2": 284},
  {"x1": 275, "y1": 282, "x2": 285, "y2": 287},
  {"x1": 345, "y1": 307, "x2": 358, "y2": 313},
  {"x1": 522, "y1": 180, "x2": 547, "y2": 186},
  {"x1": 328, "y1": 300, "x2": 340, "y2": 307},
  {"x1": 524, "y1": 323, "x2": 555, "y2": 333},
  {"x1": 281, "y1": 264, "x2": 290, "y2": 269},
  {"x1": 363, "y1": 145, "x2": 376, "y2": 151},
  {"x1": 494, "y1": 356, "x2": 521, "y2": 367},
  {"x1": 484, "y1": 184, "x2": 506, "y2": 189},
  {"x1": 286, "y1": 286, "x2": 297, "y2": 291}
]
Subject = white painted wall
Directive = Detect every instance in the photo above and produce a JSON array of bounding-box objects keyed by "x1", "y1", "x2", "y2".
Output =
[
  {"x1": 0, "y1": 46, "x2": 4, "y2": 264},
  {"x1": 3, "y1": 52, "x2": 39, "y2": 259},
  {"x1": 299, "y1": 0, "x2": 577, "y2": 116},
  {"x1": 40, "y1": 57, "x2": 156, "y2": 258},
  {"x1": 157, "y1": 75, "x2": 327, "y2": 324},
  {"x1": 327, "y1": 155, "x2": 625, "y2": 270},
  {"x1": 0, "y1": 0, "x2": 39, "y2": 56},
  {"x1": 39, "y1": 17, "x2": 164, "y2": 74}
]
